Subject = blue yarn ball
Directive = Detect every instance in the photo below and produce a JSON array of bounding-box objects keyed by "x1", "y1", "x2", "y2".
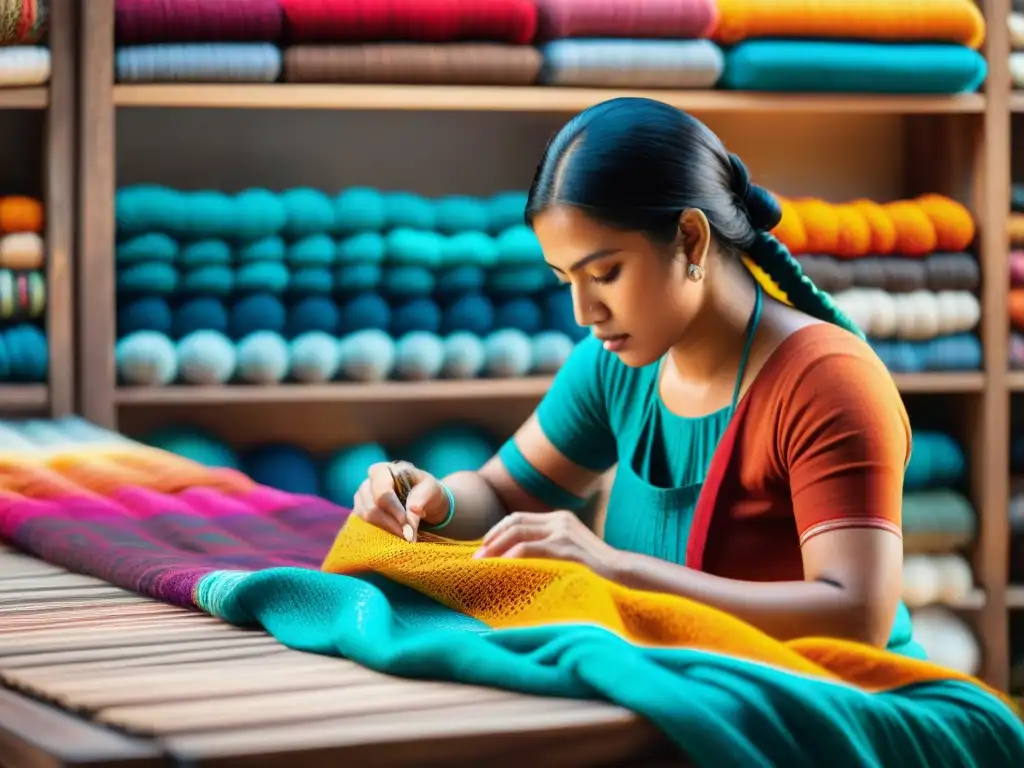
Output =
[
  {"x1": 394, "y1": 331, "x2": 445, "y2": 380},
  {"x1": 289, "y1": 331, "x2": 340, "y2": 383},
  {"x1": 390, "y1": 299, "x2": 442, "y2": 336},
  {"x1": 288, "y1": 234, "x2": 335, "y2": 267},
  {"x1": 442, "y1": 293, "x2": 494, "y2": 336},
  {"x1": 280, "y1": 187, "x2": 335, "y2": 239},
  {"x1": 441, "y1": 332, "x2": 486, "y2": 379},
  {"x1": 495, "y1": 225, "x2": 543, "y2": 264},
  {"x1": 904, "y1": 432, "x2": 965, "y2": 490},
  {"x1": 229, "y1": 294, "x2": 286, "y2": 339},
  {"x1": 434, "y1": 266, "x2": 485, "y2": 300},
  {"x1": 337, "y1": 232, "x2": 386, "y2": 264},
  {"x1": 244, "y1": 444, "x2": 320, "y2": 495},
  {"x1": 238, "y1": 236, "x2": 287, "y2": 263},
  {"x1": 384, "y1": 191, "x2": 435, "y2": 230},
  {"x1": 335, "y1": 187, "x2": 386, "y2": 233},
  {"x1": 233, "y1": 188, "x2": 287, "y2": 240},
  {"x1": 385, "y1": 230, "x2": 443, "y2": 269},
  {"x1": 322, "y1": 442, "x2": 390, "y2": 506},
  {"x1": 179, "y1": 265, "x2": 233, "y2": 297},
  {"x1": 235, "y1": 331, "x2": 290, "y2": 384},
  {"x1": 117, "y1": 262, "x2": 178, "y2": 297},
  {"x1": 117, "y1": 232, "x2": 178, "y2": 264},
  {"x1": 483, "y1": 329, "x2": 533, "y2": 378},
  {"x1": 339, "y1": 292, "x2": 390, "y2": 334},
  {"x1": 289, "y1": 267, "x2": 333, "y2": 297},
  {"x1": 287, "y1": 297, "x2": 340, "y2": 337},
  {"x1": 434, "y1": 195, "x2": 489, "y2": 234},
  {"x1": 4, "y1": 325, "x2": 47, "y2": 382},
  {"x1": 143, "y1": 427, "x2": 240, "y2": 469},
  {"x1": 335, "y1": 263, "x2": 383, "y2": 295},
  {"x1": 115, "y1": 330, "x2": 178, "y2": 386},
  {"x1": 440, "y1": 232, "x2": 498, "y2": 268},
  {"x1": 494, "y1": 297, "x2": 542, "y2": 334},
  {"x1": 118, "y1": 297, "x2": 173, "y2": 337},
  {"x1": 178, "y1": 238, "x2": 231, "y2": 268},
  {"x1": 172, "y1": 298, "x2": 228, "y2": 339},
  {"x1": 176, "y1": 330, "x2": 236, "y2": 385},
  {"x1": 486, "y1": 191, "x2": 528, "y2": 233},
  {"x1": 338, "y1": 329, "x2": 395, "y2": 381},
  {"x1": 405, "y1": 424, "x2": 496, "y2": 477}
]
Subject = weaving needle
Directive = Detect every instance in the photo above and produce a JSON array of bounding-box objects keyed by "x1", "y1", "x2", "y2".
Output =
[{"x1": 389, "y1": 465, "x2": 416, "y2": 543}]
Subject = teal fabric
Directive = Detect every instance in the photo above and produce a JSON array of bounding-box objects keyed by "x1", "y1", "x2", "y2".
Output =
[
  {"x1": 722, "y1": 42, "x2": 987, "y2": 95},
  {"x1": 196, "y1": 566, "x2": 1024, "y2": 768}
]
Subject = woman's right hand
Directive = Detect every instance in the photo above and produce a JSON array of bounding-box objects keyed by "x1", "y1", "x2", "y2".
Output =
[{"x1": 352, "y1": 461, "x2": 451, "y2": 540}]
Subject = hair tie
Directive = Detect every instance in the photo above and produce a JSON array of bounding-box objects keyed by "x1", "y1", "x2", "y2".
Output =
[{"x1": 728, "y1": 152, "x2": 781, "y2": 233}]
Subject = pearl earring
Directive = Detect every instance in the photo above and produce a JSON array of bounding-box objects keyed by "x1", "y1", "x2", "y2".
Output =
[{"x1": 687, "y1": 263, "x2": 704, "y2": 282}]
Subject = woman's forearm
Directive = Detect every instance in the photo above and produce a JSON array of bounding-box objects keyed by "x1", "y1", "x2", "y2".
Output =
[
  {"x1": 608, "y1": 551, "x2": 891, "y2": 646},
  {"x1": 436, "y1": 471, "x2": 510, "y2": 540}
]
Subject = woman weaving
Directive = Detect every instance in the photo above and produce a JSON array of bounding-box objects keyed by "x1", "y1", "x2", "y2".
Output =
[{"x1": 354, "y1": 98, "x2": 916, "y2": 654}]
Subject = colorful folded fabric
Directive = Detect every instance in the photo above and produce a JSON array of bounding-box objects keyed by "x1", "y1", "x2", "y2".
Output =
[
  {"x1": 114, "y1": 0, "x2": 285, "y2": 43},
  {"x1": 0, "y1": 419, "x2": 1021, "y2": 767},
  {"x1": 0, "y1": 0, "x2": 45, "y2": 46},
  {"x1": 533, "y1": 0, "x2": 717, "y2": 40},
  {"x1": 115, "y1": 43, "x2": 283, "y2": 82},
  {"x1": 539, "y1": 39, "x2": 723, "y2": 89}
]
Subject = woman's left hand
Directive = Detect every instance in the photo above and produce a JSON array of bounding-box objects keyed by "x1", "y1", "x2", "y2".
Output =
[{"x1": 474, "y1": 510, "x2": 620, "y2": 577}]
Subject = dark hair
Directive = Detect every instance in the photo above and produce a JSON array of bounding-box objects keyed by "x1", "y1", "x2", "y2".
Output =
[{"x1": 525, "y1": 97, "x2": 864, "y2": 339}]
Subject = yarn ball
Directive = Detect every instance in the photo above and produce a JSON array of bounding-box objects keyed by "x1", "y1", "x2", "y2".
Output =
[
  {"x1": 404, "y1": 424, "x2": 496, "y2": 478},
  {"x1": 910, "y1": 606, "x2": 980, "y2": 677},
  {"x1": 442, "y1": 293, "x2": 494, "y2": 336},
  {"x1": 391, "y1": 299, "x2": 442, "y2": 337},
  {"x1": 287, "y1": 296, "x2": 340, "y2": 337},
  {"x1": 229, "y1": 294, "x2": 286, "y2": 339},
  {"x1": 116, "y1": 330, "x2": 177, "y2": 386},
  {"x1": 335, "y1": 187, "x2": 386, "y2": 233},
  {"x1": 337, "y1": 328, "x2": 395, "y2": 381},
  {"x1": 3, "y1": 325, "x2": 47, "y2": 382},
  {"x1": 393, "y1": 331, "x2": 446, "y2": 381},
  {"x1": 173, "y1": 298, "x2": 228, "y2": 339},
  {"x1": 483, "y1": 328, "x2": 534, "y2": 378},
  {"x1": 441, "y1": 332, "x2": 486, "y2": 379},
  {"x1": 289, "y1": 331, "x2": 340, "y2": 383},
  {"x1": 904, "y1": 431, "x2": 966, "y2": 489},
  {"x1": 322, "y1": 442, "x2": 390, "y2": 506},
  {"x1": 532, "y1": 331, "x2": 576, "y2": 373},
  {"x1": 280, "y1": 187, "x2": 335, "y2": 238},
  {"x1": 243, "y1": 444, "x2": 319, "y2": 496},
  {"x1": 338, "y1": 292, "x2": 390, "y2": 334},
  {"x1": 119, "y1": 297, "x2": 173, "y2": 337},
  {"x1": 142, "y1": 427, "x2": 240, "y2": 469},
  {"x1": 176, "y1": 330, "x2": 237, "y2": 385},
  {"x1": 235, "y1": 331, "x2": 290, "y2": 384}
]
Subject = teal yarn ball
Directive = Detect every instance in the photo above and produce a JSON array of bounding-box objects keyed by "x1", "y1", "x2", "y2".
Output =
[
  {"x1": 335, "y1": 187, "x2": 386, "y2": 233},
  {"x1": 335, "y1": 263, "x2": 382, "y2": 295},
  {"x1": 532, "y1": 331, "x2": 576, "y2": 374},
  {"x1": 288, "y1": 234, "x2": 335, "y2": 267},
  {"x1": 494, "y1": 297, "x2": 542, "y2": 334},
  {"x1": 394, "y1": 331, "x2": 445, "y2": 381},
  {"x1": 435, "y1": 266, "x2": 485, "y2": 299},
  {"x1": 390, "y1": 299, "x2": 442, "y2": 337},
  {"x1": 442, "y1": 293, "x2": 494, "y2": 336},
  {"x1": 289, "y1": 331, "x2": 340, "y2": 383},
  {"x1": 441, "y1": 332, "x2": 486, "y2": 379},
  {"x1": 116, "y1": 330, "x2": 177, "y2": 386},
  {"x1": 322, "y1": 442, "x2": 390, "y2": 506},
  {"x1": 385, "y1": 229, "x2": 443, "y2": 268},
  {"x1": 118, "y1": 297, "x2": 173, "y2": 338},
  {"x1": 434, "y1": 195, "x2": 489, "y2": 234},
  {"x1": 384, "y1": 191, "x2": 435, "y2": 230},
  {"x1": 287, "y1": 297, "x2": 340, "y2": 337},
  {"x1": 290, "y1": 267, "x2": 334, "y2": 297},
  {"x1": 338, "y1": 292, "x2": 390, "y2": 334},
  {"x1": 117, "y1": 262, "x2": 178, "y2": 297},
  {"x1": 179, "y1": 265, "x2": 233, "y2": 298},
  {"x1": 236, "y1": 261, "x2": 289, "y2": 295},
  {"x1": 172, "y1": 298, "x2": 228, "y2": 339},
  {"x1": 178, "y1": 239, "x2": 232, "y2": 268},
  {"x1": 117, "y1": 232, "x2": 178, "y2": 264},
  {"x1": 280, "y1": 188, "x2": 335, "y2": 239},
  {"x1": 440, "y1": 231, "x2": 498, "y2": 268},
  {"x1": 337, "y1": 232, "x2": 386, "y2": 264},
  {"x1": 904, "y1": 432, "x2": 966, "y2": 490},
  {"x1": 229, "y1": 294, "x2": 286, "y2": 338},
  {"x1": 238, "y1": 236, "x2": 287, "y2": 263},
  {"x1": 486, "y1": 263, "x2": 550, "y2": 296},
  {"x1": 380, "y1": 265, "x2": 435, "y2": 300},
  {"x1": 236, "y1": 331, "x2": 290, "y2": 384},
  {"x1": 495, "y1": 225, "x2": 543, "y2": 264},
  {"x1": 405, "y1": 424, "x2": 496, "y2": 478},
  {"x1": 1, "y1": 324, "x2": 47, "y2": 382},
  {"x1": 181, "y1": 190, "x2": 234, "y2": 239},
  {"x1": 176, "y1": 330, "x2": 236, "y2": 385},
  {"x1": 244, "y1": 444, "x2": 319, "y2": 495},
  {"x1": 483, "y1": 329, "x2": 533, "y2": 378},
  {"x1": 142, "y1": 427, "x2": 240, "y2": 469},
  {"x1": 486, "y1": 191, "x2": 528, "y2": 233},
  {"x1": 338, "y1": 328, "x2": 395, "y2": 381},
  {"x1": 116, "y1": 184, "x2": 181, "y2": 237},
  {"x1": 232, "y1": 188, "x2": 287, "y2": 240}
]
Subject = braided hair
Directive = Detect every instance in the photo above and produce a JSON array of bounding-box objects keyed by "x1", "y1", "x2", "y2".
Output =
[{"x1": 525, "y1": 97, "x2": 865, "y2": 340}]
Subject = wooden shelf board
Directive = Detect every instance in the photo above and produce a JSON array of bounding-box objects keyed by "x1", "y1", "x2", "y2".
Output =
[
  {"x1": 115, "y1": 372, "x2": 981, "y2": 406},
  {"x1": 0, "y1": 386, "x2": 48, "y2": 411},
  {"x1": 111, "y1": 84, "x2": 986, "y2": 115},
  {"x1": 0, "y1": 87, "x2": 48, "y2": 109}
]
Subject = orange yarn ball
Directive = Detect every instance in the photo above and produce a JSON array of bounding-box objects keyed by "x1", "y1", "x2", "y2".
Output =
[
  {"x1": 849, "y1": 199, "x2": 897, "y2": 254},
  {"x1": 883, "y1": 201, "x2": 937, "y2": 256},
  {"x1": 914, "y1": 194, "x2": 976, "y2": 252},
  {"x1": 790, "y1": 199, "x2": 839, "y2": 254},
  {"x1": 0, "y1": 196, "x2": 44, "y2": 235},
  {"x1": 833, "y1": 204, "x2": 872, "y2": 258},
  {"x1": 771, "y1": 198, "x2": 808, "y2": 254}
]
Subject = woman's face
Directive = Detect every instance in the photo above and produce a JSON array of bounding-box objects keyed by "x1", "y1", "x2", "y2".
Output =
[{"x1": 533, "y1": 205, "x2": 704, "y2": 367}]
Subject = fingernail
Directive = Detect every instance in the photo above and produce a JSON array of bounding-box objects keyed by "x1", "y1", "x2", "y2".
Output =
[
  {"x1": 402, "y1": 524, "x2": 414, "y2": 542},
  {"x1": 472, "y1": 548, "x2": 485, "y2": 559}
]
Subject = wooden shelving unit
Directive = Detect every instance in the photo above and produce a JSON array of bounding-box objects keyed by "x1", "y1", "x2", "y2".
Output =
[
  {"x1": 0, "y1": 0, "x2": 74, "y2": 418},
  {"x1": 76, "y1": 0, "x2": 1016, "y2": 690}
]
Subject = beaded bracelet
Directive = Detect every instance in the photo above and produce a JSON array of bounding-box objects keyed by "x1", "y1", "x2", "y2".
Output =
[{"x1": 420, "y1": 483, "x2": 455, "y2": 532}]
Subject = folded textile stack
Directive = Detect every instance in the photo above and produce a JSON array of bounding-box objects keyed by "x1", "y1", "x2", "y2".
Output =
[
  {"x1": 766, "y1": 193, "x2": 981, "y2": 373},
  {"x1": 0, "y1": 194, "x2": 47, "y2": 383},
  {"x1": 1008, "y1": 185, "x2": 1024, "y2": 366},
  {"x1": 140, "y1": 421, "x2": 497, "y2": 504},
  {"x1": 0, "y1": 0, "x2": 49, "y2": 87},
  {"x1": 715, "y1": 0, "x2": 987, "y2": 94},
  {"x1": 113, "y1": 184, "x2": 581, "y2": 387},
  {"x1": 1011, "y1": 2, "x2": 1024, "y2": 89},
  {"x1": 280, "y1": 0, "x2": 543, "y2": 87},
  {"x1": 533, "y1": 0, "x2": 723, "y2": 90},
  {"x1": 899, "y1": 428, "x2": 980, "y2": 677},
  {"x1": 114, "y1": 0, "x2": 284, "y2": 83}
]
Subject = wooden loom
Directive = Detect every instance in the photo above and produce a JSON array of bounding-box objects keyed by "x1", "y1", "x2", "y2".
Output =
[{"x1": 0, "y1": 533, "x2": 684, "y2": 766}]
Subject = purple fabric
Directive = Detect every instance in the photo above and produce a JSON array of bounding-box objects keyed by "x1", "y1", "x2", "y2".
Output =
[{"x1": 116, "y1": 0, "x2": 285, "y2": 44}]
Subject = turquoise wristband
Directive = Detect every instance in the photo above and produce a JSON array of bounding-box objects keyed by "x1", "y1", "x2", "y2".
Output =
[{"x1": 421, "y1": 483, "x2": 455, "y2": 532}]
